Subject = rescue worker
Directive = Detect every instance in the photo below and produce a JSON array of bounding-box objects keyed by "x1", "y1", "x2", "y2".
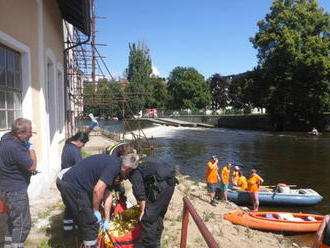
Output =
[
  {"x1": 219, "y1": 163, "x2": 232, "y2": 201},
  {"x1": 231, "y1": 166, "x2": 240, "y2": 186},
  {"x1": 104, "y1": 142, "x2": 128, "y2": 156},
  {"x1": 60, "y1": 132, "x2": 89, "y2": 232},
  {"x1": 56, "y1": 153, "x2": 139, "y2": 248},
  {"x1": 247, "y1": 169, "x2": 264, "y2": 211},
  {"x1": 60, "y1": 116, "x2": 98, "y2": 231},
  {"x1": 313, "y1": 214, "x2": 330, "y2": 248},
  {"x1": 0, "y1": 118, "x2": 37, "y2": 248},
  {"x1": 205, "y1": 155, "x2": 220, "y2": 206},
  {"x1": 61, "y1": 132, "x2": 89, "y2": 170},
  {"x1": 104, "y1": 143, "x2": 135, "y2": 201},
  {"x1": 129, "y1": 157, "x2": 177, "y2": 248}
]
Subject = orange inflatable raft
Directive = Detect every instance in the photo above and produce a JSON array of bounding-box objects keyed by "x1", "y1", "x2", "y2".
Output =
[{"x1": 224, "y1": 210, "x2": 323, "y2": 232}]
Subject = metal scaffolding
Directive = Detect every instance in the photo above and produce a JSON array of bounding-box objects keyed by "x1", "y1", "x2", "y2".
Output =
[{"x1": 63, "y1": 0, "x2": 154, "y2": 154}]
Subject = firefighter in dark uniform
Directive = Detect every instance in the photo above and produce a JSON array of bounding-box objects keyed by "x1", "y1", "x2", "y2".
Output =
[
  {"x1": 105, "y1": 142, "x2": 131, "y2": 157},
  {"x1": 129, "y1": 157, "x2": 177, "y2": 248},
  {"x1": 104, "y1": 142, "x2": 134, "y2": 200},
  {"x1": 56, "y1": 153, "x2": 139, "y2": 248}
]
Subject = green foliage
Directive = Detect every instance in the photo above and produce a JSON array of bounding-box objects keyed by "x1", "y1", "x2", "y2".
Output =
[
  {"x1": 167, "y1": 67, "x2": 211, "y2": 110},
  {"x1": 209, "y1": 73, "x2": 230, "y2": 110},
  {"x1": 250, "y1": 0, "x2": 330, "y2": 130},
  {"x1": 83, "y1": 79, "x2": 122, "y2": 119},
  {"x1": 144, "y1": 77, "x2": 169, "y2": 109},
  {"x1": 127, "y1": 42, "x2": 152, "y2": 84},
  {"x1": 124, "y1": 81, "x2": 146, "y2": 117},
  {"x1": 228, "y1": 73, "x2": 254, "y2": 114}
]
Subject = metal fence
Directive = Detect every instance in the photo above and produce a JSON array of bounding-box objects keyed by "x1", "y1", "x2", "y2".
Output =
[{"x1": 180, "y1": 197, "x2": 219, "y2": 248}]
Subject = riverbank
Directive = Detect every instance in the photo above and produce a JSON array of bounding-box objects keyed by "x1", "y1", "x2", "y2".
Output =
[{"x1": 1, "y1": 126, "x2": 310, "y2": 247}]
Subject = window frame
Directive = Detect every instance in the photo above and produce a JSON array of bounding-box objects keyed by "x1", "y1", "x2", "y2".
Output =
[{"x1": 0, "y1": 44, "x2": 22, "y2": 130}]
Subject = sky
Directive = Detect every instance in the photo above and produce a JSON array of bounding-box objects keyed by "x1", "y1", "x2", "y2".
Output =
[{"x1": 95, "y1": 0, "x2": 330, "y2": 79}]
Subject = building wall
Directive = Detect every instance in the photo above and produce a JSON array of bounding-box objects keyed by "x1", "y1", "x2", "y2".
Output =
[{"x1": 0, "y1": 0, "x2": 66, "y2": 198}]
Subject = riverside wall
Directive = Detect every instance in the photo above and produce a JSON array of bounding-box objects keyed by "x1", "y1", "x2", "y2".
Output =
[
  {"x1": 167, "y1": 114, "x2": 330, "y2": 131},
  {"x1": 167, "y1": 114, "x2": 274, "y2": 130}
]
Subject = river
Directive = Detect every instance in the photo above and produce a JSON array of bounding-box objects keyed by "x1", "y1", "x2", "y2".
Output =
[{"x1": 98, "y1": 120, "x2": 330, "y2": 246}]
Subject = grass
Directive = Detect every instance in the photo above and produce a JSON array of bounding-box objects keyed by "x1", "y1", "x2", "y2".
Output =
[
  {"x1": 81, "y1": 149, "x2": 91, "y2": 158},
  {"x1": 37, "y1": 202, "x2": 64, "y2": 220},
  {"x1": 202, "y1": 211, "x2": 215, "y2": 222}
]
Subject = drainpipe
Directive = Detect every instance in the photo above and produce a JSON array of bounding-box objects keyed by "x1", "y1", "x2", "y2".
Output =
[{"x1": 63, "y1": 34, "x2": 90, "y2": 138}]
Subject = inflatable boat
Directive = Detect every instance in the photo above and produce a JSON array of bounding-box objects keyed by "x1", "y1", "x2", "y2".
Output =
[
  {"x1": 226, "y1": 188, "x2": 323, "y2": 207},
  {"x1": 224, "y1": 210, "x2": 323, "y2": 232}
]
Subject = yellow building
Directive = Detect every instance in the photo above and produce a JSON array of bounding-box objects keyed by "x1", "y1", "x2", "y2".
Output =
[{"x1": 0, "y1": 0, "x2": 91, "y2": 198}]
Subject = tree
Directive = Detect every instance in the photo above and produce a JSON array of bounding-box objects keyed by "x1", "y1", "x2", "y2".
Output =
[
  {"x1": 250, "y1": 0, "x2": 330, "y2": 130},
  {"x1": 83, "y1": 79, "x2": 122, "y2": 119},
  {"x1": 124, "y1": 81, "x2": 146, "y2": 117},
  {"x1": 144, "y1": 77, "x2": 169, "y2": 109},
  {"x1": 228, "y1": 73, "x2": 253, "y2": 114},
  {"x1": 167, "y1": 67, "x2": 211, "y2": 110},
  {"x1": 126, "y1": 42, "x2": 152, "y2": 85},
  {"x1": 209, "y1": 73, "x2": 230, "y2": 111}
]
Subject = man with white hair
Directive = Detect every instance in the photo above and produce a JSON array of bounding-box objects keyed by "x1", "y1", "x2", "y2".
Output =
[
  {"x1": 0, "y1": 118, "x2": 37, "y2": 248},
  {"x1": 56, "y1": 153, "x2": 139, "y2": 248}
]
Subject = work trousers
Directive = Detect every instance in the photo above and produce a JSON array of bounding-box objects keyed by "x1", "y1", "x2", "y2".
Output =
[
  {"x1": 135, "y1": 184, "x2": 175, "y2": 248},
  {"x1": 63, "y1": 206, "x2": 75, "y2": 231},
  {"x1": 0, "y1": 189, "x2": 31, "y2": 248},
  {"x1": 56, "y1": 178, "x2": 98, "y2": 246}
]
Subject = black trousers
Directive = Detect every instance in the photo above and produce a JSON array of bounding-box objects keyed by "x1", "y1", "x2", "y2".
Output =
[
  {"x1": 56, "y1": 178, "x2": 98, "y2": 245},
  {"x1": 135, "y1": 185, "x2": 175, "y2": 248}
]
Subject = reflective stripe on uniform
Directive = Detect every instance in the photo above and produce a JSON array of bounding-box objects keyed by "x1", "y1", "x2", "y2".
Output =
[
  {"x1": 63, "y1": 219, "x2": 74, "y2": 224},
  {"x1": 83, "y1": 240, "x2": 97, "y2": 246},
  {"x1": 4, "y1": 236, "x2": 12, "y2": 248},
  {"x1": 63, "y1": 226, "x2": 74, "y2": 231},
  {"x1": 63, "y1": 219, "x2": 74, "y2": 231},
  {"x1": 11, "y1": 243, "x2": 24, "y2": 248}
]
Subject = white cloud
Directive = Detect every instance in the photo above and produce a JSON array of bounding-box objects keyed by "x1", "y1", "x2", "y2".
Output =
[{"x1": 152, "y1": 65, "x2": 161, "y2": 77}]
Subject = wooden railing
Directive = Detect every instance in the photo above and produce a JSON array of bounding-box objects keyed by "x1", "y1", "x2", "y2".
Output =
[{"x1": 180, "y1": 197, "x2": 219, "y2": 248}]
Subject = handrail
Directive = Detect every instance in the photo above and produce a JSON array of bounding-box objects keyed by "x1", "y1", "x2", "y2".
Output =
[{"x1": 180, "y1": 197, "x2": 219, "y2": 248}]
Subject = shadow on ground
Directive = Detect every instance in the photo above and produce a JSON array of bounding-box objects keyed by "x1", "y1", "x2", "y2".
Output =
[{"x1": 27, "y1": 212, "x2": 83, "y2": 248}]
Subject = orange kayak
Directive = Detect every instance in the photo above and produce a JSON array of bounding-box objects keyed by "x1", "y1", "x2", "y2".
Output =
[{"x1": 224, "y1": 210, "x2": 323, "y2": 232}]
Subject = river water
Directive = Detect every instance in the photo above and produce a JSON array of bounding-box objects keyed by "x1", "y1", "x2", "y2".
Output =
[{"x1": 98, "y1": 121, "x2": 330, "y2": 246}]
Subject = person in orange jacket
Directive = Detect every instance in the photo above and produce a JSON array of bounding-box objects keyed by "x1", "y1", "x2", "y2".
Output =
[
  {"x1": 247, "y1": 169, "x2": 264, "y2": 211},
  {"x1": 219, "y1": 163, "x2": 232, "y2": 201},
  {"x1": 234, "y1": 171, "x2": 248, "y2": 191},
  {"x1": 231, "y1": 166, "x2": 240, "y2": 186},
  {"x1": 205, "y1": 156, "x2": 220, "y2": 206}
]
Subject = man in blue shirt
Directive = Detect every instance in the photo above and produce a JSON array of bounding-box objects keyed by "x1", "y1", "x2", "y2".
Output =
[
  {"x1": 0, "y1": 118, "x2": 37, "y2": 248},
  {"x1": 56, "y1": 153, "x2": 139, "y2": 248}
]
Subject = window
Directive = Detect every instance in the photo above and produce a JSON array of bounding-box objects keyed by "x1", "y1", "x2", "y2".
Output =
[{"x1": 0, "y1": 44, "x2": 22, "y2": 130}]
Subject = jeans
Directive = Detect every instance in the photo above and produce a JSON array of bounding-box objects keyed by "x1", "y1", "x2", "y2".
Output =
[{"x1": 0, "y1": 189, "x2": 31, "y2": 248}]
